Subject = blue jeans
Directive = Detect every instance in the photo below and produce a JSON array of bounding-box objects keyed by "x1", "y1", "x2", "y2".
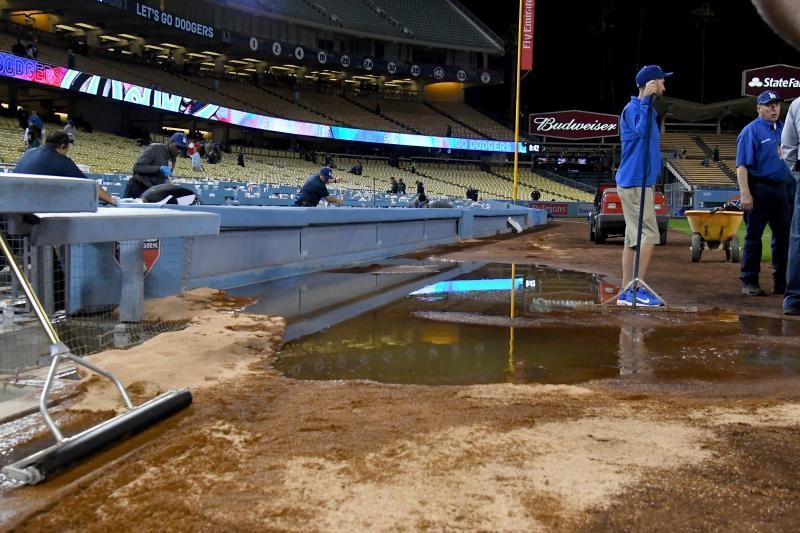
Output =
[
  {"x1": 784, "y1": 172, "x2": 800, "y2": 309},
  {"x1": 741, "y1": 180, "x2": 791, "y2": 287}
]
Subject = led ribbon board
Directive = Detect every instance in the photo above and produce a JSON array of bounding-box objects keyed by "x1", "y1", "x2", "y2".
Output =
[{"x1": 0, "y1": 52, "x2": 526, "y2": 154}]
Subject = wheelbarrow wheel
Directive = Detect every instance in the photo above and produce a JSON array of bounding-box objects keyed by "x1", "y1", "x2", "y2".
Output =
[
  {"x1": 691, "y1": 233, "x2": 703, "y2": 263},
  {"x1": 729, "y1": 235, "x2": 740, "y2": 262}
]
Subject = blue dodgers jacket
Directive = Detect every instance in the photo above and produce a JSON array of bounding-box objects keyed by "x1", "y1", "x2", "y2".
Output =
[{"x1": 616, "y1": 97, "x2": 662, "y2": 188}]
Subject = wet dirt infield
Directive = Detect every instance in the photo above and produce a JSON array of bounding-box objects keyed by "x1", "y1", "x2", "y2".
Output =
[{"x1": 2, "y1": 220, "x2": 800, "y2": 531}]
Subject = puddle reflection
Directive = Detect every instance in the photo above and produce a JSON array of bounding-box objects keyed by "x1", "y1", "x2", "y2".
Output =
[{"x1": 233, "y1": 262, "x2": 800, "y2": 385}]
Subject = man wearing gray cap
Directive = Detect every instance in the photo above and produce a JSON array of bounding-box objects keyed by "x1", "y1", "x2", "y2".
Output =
[
  {"x1": 124, "y1": 132, "x2": 188, "y2": 198},
  {"x1": 736, "y1": 90, "x2": 793, "y2": 296}
]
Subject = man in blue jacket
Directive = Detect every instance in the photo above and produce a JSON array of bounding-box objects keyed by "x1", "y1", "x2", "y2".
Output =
[
  {"x1": 736, "y1": 90, "x2": 793, "y2": 296},
  {"x1": 614, "y1": 65, "x2": 670, "y2": 307}
]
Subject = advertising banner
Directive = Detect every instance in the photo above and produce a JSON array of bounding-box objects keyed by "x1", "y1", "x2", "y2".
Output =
[
  {"x1": 742, "y1": 64, "x2": 800, "y2": 100},
  {"x1": 520, "y1": 0, "x2": 535, "y2": 72},
  {"x1": 529, "y1": 110, "x2": 619, "y2": 140},
  {"x1": 0, "y1": 52, "x2": 526, "y2": 154}
]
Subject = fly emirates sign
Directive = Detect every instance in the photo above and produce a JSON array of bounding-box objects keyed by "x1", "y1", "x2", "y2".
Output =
[
  {"x1": 742, "y1": 64, "x2": 800, "y2": 100},
  {"x1": 529, "y1": 110, "x2": 619, "y2": 140}
]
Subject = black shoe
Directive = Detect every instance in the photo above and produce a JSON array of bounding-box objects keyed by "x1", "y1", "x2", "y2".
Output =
[
  {"x1": 741, "y1": 284, "x2": 765, "y2": 296},
  {"x1": 783, "y1": 306, "x2": 800, "y2": 316}
]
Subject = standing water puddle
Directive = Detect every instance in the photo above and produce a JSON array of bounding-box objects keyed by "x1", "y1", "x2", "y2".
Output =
[{"x1": 230, "y1": 261, "x2": 800, "y2": 385}]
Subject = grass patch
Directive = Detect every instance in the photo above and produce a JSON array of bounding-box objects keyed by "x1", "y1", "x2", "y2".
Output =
[{"x1": 669, "y1": 218, "x2": 772, "y2": 262}]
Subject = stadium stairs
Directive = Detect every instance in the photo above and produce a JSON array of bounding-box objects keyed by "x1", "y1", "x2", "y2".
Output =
[
  {"x1": 423, "y1": 102, "x2": 489, "y2": 139},
  {"x1": 661, "y1": 132, "x2": 736, "y2": 188},
  {"x1": 340, "y1": 95, "x2": 418, "y2": 134},
  {"x1": 693, "y1": 134, "x2": 738, "y2": 181},
  {"x1": 254, "y1": 84, "x2": 346, "y2": 126}
]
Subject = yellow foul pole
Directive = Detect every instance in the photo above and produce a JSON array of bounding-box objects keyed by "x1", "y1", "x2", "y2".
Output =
[
  {"x1": 506, "y1": 263, "x2": 517, "y2": 382},
  {"x1": 512, "y1": 0, "x2": 524, "y2": 204}
]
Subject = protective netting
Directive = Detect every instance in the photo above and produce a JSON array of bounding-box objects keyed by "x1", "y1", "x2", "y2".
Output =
[{"x1": 0, "y1": 216, "x2": 192, "y2": 375}]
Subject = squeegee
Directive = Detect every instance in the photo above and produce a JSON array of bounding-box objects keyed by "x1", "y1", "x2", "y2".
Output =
[{"x1": 0, "y1": 231, "x2": 192, "y2": 485}]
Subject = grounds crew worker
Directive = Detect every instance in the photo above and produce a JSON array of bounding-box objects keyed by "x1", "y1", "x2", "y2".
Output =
[
  {"x1": 780, "y1": 93, "x2": 800, "y2": 314},
  {"x1": 736, "y1": 90, "x2": 793, "y2": 296},
  {"x1": 124, "y1": 132, "x2": 188, "y2": 199},
  {"x1": 14, "y1": 131, "x2": 117, "y2": 205},
  {"x1": 614, "y1": 64, "x2": 670, "y2": 307},
  {"x1": 293, "y1": 166, "x2": 344, "y2": 207}
]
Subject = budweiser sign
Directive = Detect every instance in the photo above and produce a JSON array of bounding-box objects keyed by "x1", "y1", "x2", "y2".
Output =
[
  {"x1": 742, "y1": 64, "x2": 800, "y2": 100},
  {"x1": 529, "y1": 110, "x2": 619, "y2": 140}
]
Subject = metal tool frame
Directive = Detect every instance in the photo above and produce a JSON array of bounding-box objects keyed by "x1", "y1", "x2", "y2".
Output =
[{"x1": 0, "y1": 230, "x2": 186, "y2": 484}]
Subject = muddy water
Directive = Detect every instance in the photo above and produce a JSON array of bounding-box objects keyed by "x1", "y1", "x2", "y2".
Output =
[{"x1": 233, "y1": 262, "x2": 800, "y2": 385}]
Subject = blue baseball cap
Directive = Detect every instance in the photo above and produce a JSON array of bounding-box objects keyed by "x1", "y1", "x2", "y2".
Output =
[
  {"x1": 635, "y1": 65, "x2": 672, "y2": 87},
  {"x1": 756, "y1": 90, "x2": 782, "y2": 105},
  {"x1": 320, "y1": 166, "x2": 334, "y2": 181},
  {"x1": 170, "y1": 132, "x2": 188, "y2": 149}
]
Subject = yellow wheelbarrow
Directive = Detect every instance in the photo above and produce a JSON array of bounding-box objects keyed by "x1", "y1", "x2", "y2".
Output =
[{"x1": 685, "y1": 208, "x2": 744, "y2": 263}]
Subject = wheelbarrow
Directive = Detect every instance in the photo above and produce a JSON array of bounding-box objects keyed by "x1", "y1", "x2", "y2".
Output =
[{"x1": 685, "y1": 208, "x2": 744, "y2": 263}]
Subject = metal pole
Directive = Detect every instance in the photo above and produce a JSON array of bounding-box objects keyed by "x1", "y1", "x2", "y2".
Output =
[{"x1": 512, "y1": 0, "x2": 524, "y2": 205}]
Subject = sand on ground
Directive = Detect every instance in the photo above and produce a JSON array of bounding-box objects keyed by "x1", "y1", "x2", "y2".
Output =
[{"x1": 1, "y1": 221, "x2": 800, "y2": 532}]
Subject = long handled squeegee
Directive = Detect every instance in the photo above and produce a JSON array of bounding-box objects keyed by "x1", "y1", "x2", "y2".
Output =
[{"x1": 0, "y1": 232, "x2": 192, "y2": 484}]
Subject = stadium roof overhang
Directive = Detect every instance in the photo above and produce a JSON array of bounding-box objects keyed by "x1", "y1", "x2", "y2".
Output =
[
  {"x1": 656, "y1": 96, "x2": 758, "y2": 123},
  {"x1": 2, "y1": 0, "x2": 503, "y2": 55},
  {"x1": 3, "y1": 1, "x2": 503, "y2": 86}
]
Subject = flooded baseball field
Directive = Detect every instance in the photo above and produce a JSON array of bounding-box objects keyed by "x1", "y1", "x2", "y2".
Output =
[
  {"x1": 1, "y1": 223, "x2": 799, "y2": 530},
  {"x1": 230, "y1": 261, "x2": 800, "y2": 386}
]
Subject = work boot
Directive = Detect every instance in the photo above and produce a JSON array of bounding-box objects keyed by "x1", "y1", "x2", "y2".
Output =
[{"x1": 741, "y1": 284, "x2": 765, "y2": 296}]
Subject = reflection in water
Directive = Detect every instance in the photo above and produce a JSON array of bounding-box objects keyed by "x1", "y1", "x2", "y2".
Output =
[
  {"x1": 275, "y1": 264, "x2": 621, "y2": 385},
  {"x1": 617, "y1": 324, "x2": 653, "y2": 377},
  {"x1": 506, "y1": 263, "x2": 517, "y2": 384},
  {"x1": 235, "y1": 262, "x2": 800, "y2": 386}
]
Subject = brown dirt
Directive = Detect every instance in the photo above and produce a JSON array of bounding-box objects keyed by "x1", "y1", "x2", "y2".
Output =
[{"x1": 2, "y1": 221, "x2": 800, "y2": 531}]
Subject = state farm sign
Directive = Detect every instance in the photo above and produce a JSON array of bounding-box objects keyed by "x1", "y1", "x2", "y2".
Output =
[
  {"x1": 742, "y1": 64, "x2": 800, "y2": 100},
  {"x1": 529, "y1": 110, "x2": 619, "y2": 140}
]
